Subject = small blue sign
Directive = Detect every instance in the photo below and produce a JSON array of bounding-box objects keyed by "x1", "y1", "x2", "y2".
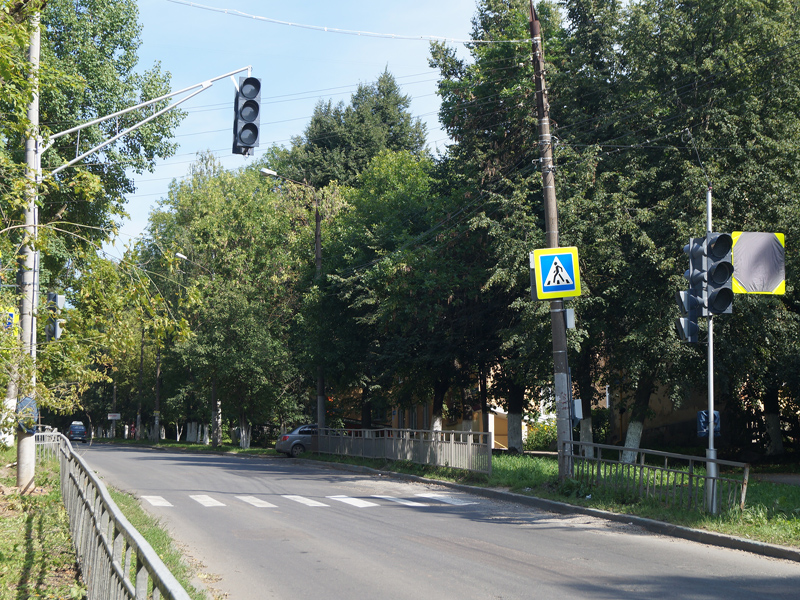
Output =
[{"x1": 697, "y1": 410, "x2": 720, "y2": 438}]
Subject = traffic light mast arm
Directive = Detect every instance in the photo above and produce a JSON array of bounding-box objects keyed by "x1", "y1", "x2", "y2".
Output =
[{"x1": 42, "y1": 65, "x2": 253, "y2": 177}]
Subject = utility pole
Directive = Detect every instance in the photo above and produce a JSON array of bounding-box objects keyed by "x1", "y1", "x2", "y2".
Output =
[
  {"x1": 14, "y1": 8, "x2": 42, "y2": 492},
  {"x1": 530, "y1": 2, "x2": 572, "y2": 480}
]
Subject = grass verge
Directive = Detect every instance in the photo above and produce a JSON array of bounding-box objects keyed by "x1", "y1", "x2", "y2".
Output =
[{"x1": 0, "y1": 445, "x2": 84, "y2": 600}]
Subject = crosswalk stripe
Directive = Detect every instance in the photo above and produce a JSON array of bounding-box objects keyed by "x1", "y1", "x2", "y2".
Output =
[
  {"x1": 371, "y1": 495, "x2": 428, "y2": 507},
  {"x1": 415, "y1": 493, "x2": 477, "y2": 506},
  {"x1": 190, "y1": 494, "x2": 226, "y2": 507},
  {"x1": 282, "y1": 495, "x2": 329, "y2": 507},
  {"x1": 142, "y1": 495, "x2": 173, "y2": 507},
  {"x1": 327, "y1": 495, "x2": 380, "y2": 508},
  {"x1": 236, "y1": 495, "x2": 277, "y2": 508}
]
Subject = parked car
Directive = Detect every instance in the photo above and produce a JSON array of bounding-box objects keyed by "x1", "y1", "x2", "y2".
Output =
[
  {"x1": 275, "y1": 424, "x2": 317, "y2": 457},
  {"x1": 67, "y1": 421, "x2": 87, "y2": 443}
]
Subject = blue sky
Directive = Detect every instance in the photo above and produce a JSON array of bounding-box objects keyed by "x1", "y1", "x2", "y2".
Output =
[{"x1": 113, "y1": 0, "x2": 479, "y2": 253}]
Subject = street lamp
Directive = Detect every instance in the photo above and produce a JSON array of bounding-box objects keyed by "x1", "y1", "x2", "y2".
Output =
[{"x1": 260, "y1": 168, "x2": 325, "y2": 430}]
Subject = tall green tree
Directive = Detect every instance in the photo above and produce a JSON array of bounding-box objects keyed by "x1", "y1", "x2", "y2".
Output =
[{"x1": 269, "y1": 70, "x2": 427, "y2": 189}]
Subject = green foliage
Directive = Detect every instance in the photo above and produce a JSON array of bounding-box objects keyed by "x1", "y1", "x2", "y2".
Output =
[
  {"x1": 523, "y1": 420, "x2": 557, "y2": 451},
  {"x1": 269, "y1": 70, "x2": 427, "y2": 189}
]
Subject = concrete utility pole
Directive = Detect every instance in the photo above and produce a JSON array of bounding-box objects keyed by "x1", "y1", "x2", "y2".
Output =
[
  {"x1": 15, "y1": 8, "x2": 42, "y2": 492},
  {"x1": 530, "y1": 2, "x2": 572, "y2": 480}
]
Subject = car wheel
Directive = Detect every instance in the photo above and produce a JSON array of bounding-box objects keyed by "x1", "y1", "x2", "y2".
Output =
[{"x1": 290, "y1": 444, "x2": 305, "y2": 458}]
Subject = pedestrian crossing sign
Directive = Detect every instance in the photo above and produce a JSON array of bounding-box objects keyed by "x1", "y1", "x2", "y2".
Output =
[{"x1": 530, "y1": 247, "x2": 582, "y2": 300}]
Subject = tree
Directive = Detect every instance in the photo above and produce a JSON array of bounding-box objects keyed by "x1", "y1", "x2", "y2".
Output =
[{"x1": 269, "y1": 69, "x2": 427, "y2": 189}]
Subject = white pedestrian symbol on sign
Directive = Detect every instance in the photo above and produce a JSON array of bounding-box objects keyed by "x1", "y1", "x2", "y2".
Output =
[{"x1": 544, "y1": 257, "x2": 573, "y2": 287}]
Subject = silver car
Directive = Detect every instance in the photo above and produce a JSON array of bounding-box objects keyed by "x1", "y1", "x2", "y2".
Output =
[{"x1": 275, "y1": 424, "x2": 317, "y2": 457}]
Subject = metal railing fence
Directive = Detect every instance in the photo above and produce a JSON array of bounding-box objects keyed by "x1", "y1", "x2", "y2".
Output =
[
  {"x1": 35, "y1": 432, "x2": 192, "y2": 600},
  {"x1": 564, "y1": 441, "x2": 750, "y2": 513},
  {"x1": 318, "y1": 428, "x2": 492, "y2": 475}
]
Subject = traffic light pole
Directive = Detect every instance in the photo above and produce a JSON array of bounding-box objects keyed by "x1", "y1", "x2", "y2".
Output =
[
  {"x1": 12, "y1": 57, "x2": 251, "y2": 491},
  {"x1": 705, "y1": 184, "x2": 719, "y2": 513}
]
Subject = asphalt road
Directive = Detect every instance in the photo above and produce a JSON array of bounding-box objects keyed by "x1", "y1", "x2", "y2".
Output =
[{"x1": 78, "y1": 444, "x2": 800, "y2": 600}]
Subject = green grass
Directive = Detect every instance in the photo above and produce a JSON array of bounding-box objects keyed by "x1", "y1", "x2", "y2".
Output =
[
  {"x1": 0, "y1": 445, "x2": 85, "y2": 600},
  {"x1": 106, "y1": 488, "x2": 210, "y2": 600}
]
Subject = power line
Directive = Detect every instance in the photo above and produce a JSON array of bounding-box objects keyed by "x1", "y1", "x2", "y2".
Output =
[{"x1": 166, "y1": 0, "x2": 532, "y2": 44}]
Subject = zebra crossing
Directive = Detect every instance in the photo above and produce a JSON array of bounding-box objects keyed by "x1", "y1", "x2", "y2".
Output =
[{"x1": 140, "y1": 492, "x2": 478, "y2": 510}]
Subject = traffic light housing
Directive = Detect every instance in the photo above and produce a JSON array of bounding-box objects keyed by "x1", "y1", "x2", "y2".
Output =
[
  {"x1": 232, "y1": 76, "x2": 261, "y2": 156},
  {"x1": 675, "y1": 237, "x2": 705, "y2": 343},
  {"x1": 705, "y1": 232, "x2": 733, "y2": 314},
  {"x1": 45, "y1": 292, "x2": 65, "y2": 341}
]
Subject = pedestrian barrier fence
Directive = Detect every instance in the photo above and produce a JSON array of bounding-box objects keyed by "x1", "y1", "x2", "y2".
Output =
[
  {"x1": 35, "y1": 432, "x2": 192, "y2": 600},
  {"x1": 317, "y1": 428, "x2": 492, "y2": 475},
  {"x1": 564, "y1": 441, "x2": 750, "y2": 513}
]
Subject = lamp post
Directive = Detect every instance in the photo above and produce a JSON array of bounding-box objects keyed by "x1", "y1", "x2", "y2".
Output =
[{"x1": 260, "y1": 168, "x2": 325, "y2": 430}]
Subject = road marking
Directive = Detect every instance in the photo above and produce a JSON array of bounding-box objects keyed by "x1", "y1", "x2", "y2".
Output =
[
  {"x1": 327, "y1": 495, "x2": 380, "y2": 508},
  {"x1": 282, "y1": 495, "x2": 329, "y2": 507},
  {"x1": 190, "y1": 494, "x2": 226, "y2": 507},
  {"x1": 415, "y1": 493, "x2": 477, "y2": 506},
  {"x1": 142, "y1": 496, "x2": 172, "y2": 507},
  {"x1": 236, "y1": 496, "x2": 277, "y2": 508},
  {"x1": 371, "y1": 495, "x2": 428, "y2": 507}
]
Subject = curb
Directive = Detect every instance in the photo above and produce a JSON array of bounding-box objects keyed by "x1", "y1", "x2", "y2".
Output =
[{"x1": 316, "y1": 459, "x2": 800, "y2": 564}]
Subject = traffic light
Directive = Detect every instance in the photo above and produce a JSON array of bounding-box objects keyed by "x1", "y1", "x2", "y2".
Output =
[
  {"x1": 45, "y1": 292, "x2": 65, "y2": 341},
  {"x1": 675, "y1": 237, "x2": 705, "y2": 343},
  {"x1": 705, "y1": 232, "x2": 734, "y2": 314},
  {"x1": 232, "y1": 76, "x2": 261, "y2": 156}
]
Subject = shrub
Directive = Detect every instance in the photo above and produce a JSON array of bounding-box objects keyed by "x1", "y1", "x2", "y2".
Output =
[{"x1": 524, "y1": 420, "x2": 557, "y2": 451}]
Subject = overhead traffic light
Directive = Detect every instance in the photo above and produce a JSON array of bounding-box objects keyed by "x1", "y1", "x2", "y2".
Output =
[
  {"x1": 705, "y1": 232, "x2": 734, "y2": 314},
  {"x1": 232, "y1": 76, "x2": 261, "y2": 156},
  {"x1": 45, "y1": 292, "x2": 65, "y2": 341}
]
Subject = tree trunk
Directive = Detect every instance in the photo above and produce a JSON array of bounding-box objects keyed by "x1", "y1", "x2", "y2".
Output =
[
  {"x1": 431, "y1": 376, "x2": 449, "y2": 431},
  {"x1": 507, "y1": 379, "x2": 525, "y2": 453},
  {"x1": 621, "y1": 377, "x2": 654, "y2": 463},
  {"x1": 479, "y1": 363, "x2": 489, "y2": 434},
  {"x1": 239, "y1": 414, "x2": 251, "y2": 450},
  {"x1": 580, "y1": 418, "x2": 593, "y2": 457},
  {"x1": 361, "y1": 386, "x2": 372, "y2": 429},
  {"x1": 211, "y1": 373, "x2": 221, "y2": 446},
  {"x1": 763, "y1": 384, "x2": 784, "y2": 456}
]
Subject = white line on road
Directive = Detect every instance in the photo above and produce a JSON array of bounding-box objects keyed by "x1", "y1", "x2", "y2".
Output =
[
  {"x1": 416, "y1": 493, "x2": 477, "y2": 506},
  {"x1": 142, "y1": 495, "x2": 173, "y2": 507},
  {"x1": 327, "y1": 495, "x2": 380, "y2": 508},
  {"x1": 371, "y1": 495, "x2": 428, "y2": 507},
  {"x1": 282, "y1": 495, "x2": 329, "y2": 507},
  {"x1": 190, "y1": 494, "x2": 226, "y2": 507},
  {"x1": 236, "y1": 496, "x2": 277, "y2": 508}
]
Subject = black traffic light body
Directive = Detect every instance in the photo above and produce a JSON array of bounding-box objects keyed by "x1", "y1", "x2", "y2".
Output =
[
  {"x1": 705, "y1": 232, "x2": 734, "y2": 314},
  {"x1": 675, "y1": 237, "x2": 705, "y2": 343},
  {"x1": 45, "y1": 292, "x2": 65, "y2": 341},
  {"x1": 232, "y1": 76, "x2": 261, "y2": 156}
]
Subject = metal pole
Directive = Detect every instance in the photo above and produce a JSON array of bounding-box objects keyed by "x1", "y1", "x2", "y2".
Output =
[
  {"x1": 530, "y1": 2, "x2": 572, "y2": 480},
  {"x1": 706, "y1": 184, "x2": 718, "y2": 512},
  {"x1": 314, "y1": 193, "x2": 326, "y2": 430}
]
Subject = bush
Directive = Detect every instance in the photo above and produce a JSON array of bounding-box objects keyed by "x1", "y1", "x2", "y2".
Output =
[{"x1": 524, "y1": 421, "x2": 557, "y2": 451}]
